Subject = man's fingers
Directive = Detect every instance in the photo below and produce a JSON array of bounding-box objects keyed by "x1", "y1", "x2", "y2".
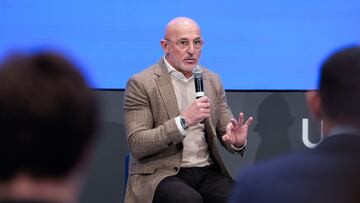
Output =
[
  {"x1": 222, "y1": 134, "x2": 230, "y2": 142},
  {"x1": 201, "y1": 108, "x2": 211, "y2": 114},
  {"x1": 245, "y1": 117, "x2": 254, "y2": 126},
  {"x1": 196, "y1": 96, "x2": 209, "y2": 103},
  {"x1": 226, "y1": 122, "x2": 233, "y2": 134},
  {"x1": 231, "y1": 119, "x2": 238, "y2": 129},
  {"x1": 238, "y1": 112, "x2": 244, "y2": 125},
  {"x1": 198, "y1": 102, "x2": 210, "y2": 108}
]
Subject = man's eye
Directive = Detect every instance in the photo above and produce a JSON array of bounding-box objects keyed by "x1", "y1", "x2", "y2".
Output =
[{"x1": 179, "y1": 40, "x2": 189, "y2": 46}]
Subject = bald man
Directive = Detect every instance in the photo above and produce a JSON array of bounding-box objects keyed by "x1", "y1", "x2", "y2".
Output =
[{"x1": 123, "y1": 17, "x2": 253, "y2": 203}]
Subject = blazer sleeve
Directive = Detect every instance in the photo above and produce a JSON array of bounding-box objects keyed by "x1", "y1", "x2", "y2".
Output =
[{"x1": 123, "y1": 76, "x2": 184, "y2": 160}]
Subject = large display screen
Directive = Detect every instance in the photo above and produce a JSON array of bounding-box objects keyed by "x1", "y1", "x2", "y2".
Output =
[{"x1": 1, "y1": 0, "x2": 359, "y2": 89}]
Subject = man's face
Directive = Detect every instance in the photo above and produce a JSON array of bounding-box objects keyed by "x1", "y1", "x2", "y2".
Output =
[{"x1": 162, "y1": 22, "x2": 203, "y2": 75}]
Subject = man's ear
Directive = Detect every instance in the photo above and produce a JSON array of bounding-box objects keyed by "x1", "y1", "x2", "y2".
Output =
[
  {"x1": 160, "y1": 39, "x2": 169, "y2": 54},
  {"x1": 306, "y1": 90, "x2": 322, "y2": 119}
]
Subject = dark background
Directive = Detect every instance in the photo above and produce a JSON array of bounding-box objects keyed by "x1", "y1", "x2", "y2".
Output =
[{"x1": 78, "y1": 90, "x2": 322, "y2": 203}]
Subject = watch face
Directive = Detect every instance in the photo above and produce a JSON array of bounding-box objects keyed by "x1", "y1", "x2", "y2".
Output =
[{"x1": 180, "y1": 118, "x2": 187, "y2": 129}]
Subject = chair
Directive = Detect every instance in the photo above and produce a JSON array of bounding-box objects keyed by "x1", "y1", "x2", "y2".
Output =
[{"x1": 124, "y1": 153, "x2": 130, "y2": 197}]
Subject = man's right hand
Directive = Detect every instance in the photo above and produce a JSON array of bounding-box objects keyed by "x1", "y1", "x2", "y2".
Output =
[{"x1": 182, "y1": 96, "x2": 211, "y2": 127}]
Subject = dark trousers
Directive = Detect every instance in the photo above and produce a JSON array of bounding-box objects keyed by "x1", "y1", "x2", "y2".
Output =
[{"x1": 152, "y1": 165, "x2": 233, "y2": 203}]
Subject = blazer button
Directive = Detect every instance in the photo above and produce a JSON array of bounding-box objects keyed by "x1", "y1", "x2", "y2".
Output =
[{"x1": 173, "y1": 167, "x2": 179, "y2": 172}]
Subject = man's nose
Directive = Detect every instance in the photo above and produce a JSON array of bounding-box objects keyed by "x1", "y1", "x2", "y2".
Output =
[{"x1": 187, "y1": 43, "x2": 196, "y2": 54}]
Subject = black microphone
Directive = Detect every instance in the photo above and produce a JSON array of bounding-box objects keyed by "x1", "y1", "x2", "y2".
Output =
[{"x1": 193, "y1": 67, "x2": 204, "y2": 99}]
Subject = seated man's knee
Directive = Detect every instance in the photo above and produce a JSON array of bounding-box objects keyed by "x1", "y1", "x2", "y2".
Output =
[
  {"x1": 179, "y1": 190, "x2": 203, "y2": 203},
  {"x1": 153, "y1": 185, "x2": 203, "y2": 203}
]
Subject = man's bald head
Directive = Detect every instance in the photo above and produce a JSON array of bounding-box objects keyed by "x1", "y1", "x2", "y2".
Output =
[
  {"x1": 161, "y1": 17, "x2": 203, "y2": 78},
  {"x1": 164, "y1": 17, "x2": 201, "y2": 39}
]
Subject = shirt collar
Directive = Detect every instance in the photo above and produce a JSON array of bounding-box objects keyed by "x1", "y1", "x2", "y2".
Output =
[
  {"x1": 163, "y1": 56, "x2": 196, "y2": 82},
  {"x1": 163, "y1": 55, "x2": 176, "y2": 74}
]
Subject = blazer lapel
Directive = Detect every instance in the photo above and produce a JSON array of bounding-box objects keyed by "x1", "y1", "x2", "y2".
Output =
[
  {"x1": 202, "y1": 70, "x2": 217, "y2": 142},
  {"x1": 154, "y1": 59, "x2": 180, "y2": 119}
]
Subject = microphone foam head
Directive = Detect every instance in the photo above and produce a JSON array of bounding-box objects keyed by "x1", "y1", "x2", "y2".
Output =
[{"x1": 192, "y1": 66, "x2": 203, "y2": 78}]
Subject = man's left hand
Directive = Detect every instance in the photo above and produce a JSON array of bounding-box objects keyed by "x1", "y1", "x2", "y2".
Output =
[{"x1": 222, "y1": 112, "x2": 253, "y2": 148}]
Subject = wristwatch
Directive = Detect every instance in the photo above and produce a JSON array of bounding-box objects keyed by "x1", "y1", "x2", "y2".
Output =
[{"x1": 180, "y1": 115, "x2": 188, "y2": 130}]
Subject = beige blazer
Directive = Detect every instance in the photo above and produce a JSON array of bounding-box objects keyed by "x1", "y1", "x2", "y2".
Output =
[{"x1": 123, "y1": 58, "x2": 244, "y2": 203}]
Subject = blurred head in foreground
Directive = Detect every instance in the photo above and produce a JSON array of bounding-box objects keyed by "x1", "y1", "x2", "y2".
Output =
[
  {"x1": 0, "y1": 51, "x2": 98, "y2": 203},
  {"x1": 307, "y1": 45, "x2": 360, "y2": 134},
  {"x1": 228, "y1": 45, "x2": 360, "y2": 203}
]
